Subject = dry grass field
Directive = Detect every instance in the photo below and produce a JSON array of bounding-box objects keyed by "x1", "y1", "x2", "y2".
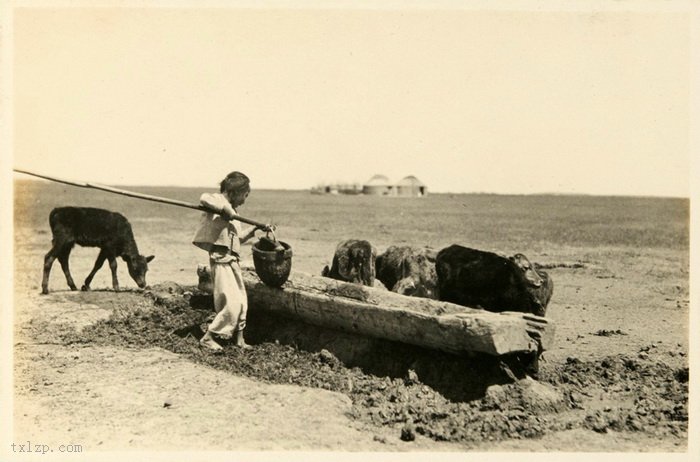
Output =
[{"x1": 12, "y1": 179, "x2": 690, "y2": 452}]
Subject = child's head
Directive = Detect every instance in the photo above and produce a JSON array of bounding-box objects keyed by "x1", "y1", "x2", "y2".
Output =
[{"x1": 220, "y1": 171, "x2": 251, "y2": 207}]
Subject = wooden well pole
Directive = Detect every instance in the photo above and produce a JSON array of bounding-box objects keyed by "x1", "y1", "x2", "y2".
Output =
[{"x1": 13, "y1": 168, "x2": 270, "y2": 228}]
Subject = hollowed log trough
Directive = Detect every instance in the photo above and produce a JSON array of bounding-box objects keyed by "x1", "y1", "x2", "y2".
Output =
[
  {"x1": 183, "y1": 267, "x2": 556, "y2": 399},
  {"x1": 203, "y1": 267, "x2": 554, "y2": 358}
]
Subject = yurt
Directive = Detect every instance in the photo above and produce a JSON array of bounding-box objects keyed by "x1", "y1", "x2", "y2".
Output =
[
  {"x1": 396, "y1": 175, "x2": 427, "y2": 197},
  {"x1": 362, "y1": 174, "x2": 394, "y2": 196}
]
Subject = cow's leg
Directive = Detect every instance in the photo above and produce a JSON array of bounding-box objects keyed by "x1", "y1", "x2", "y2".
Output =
[
  {"x1": 42, "y1": 245, "x2": 60, "y2": 294},
  {"x1": 107, "y1": 255, "x2": 120, "y2": 291},
  {"x1": 82, "y1": 249, "x2": 107, "y2": 291},
  {"x1": 56, "y1": 245, "x2": 79, "y2": 291}
]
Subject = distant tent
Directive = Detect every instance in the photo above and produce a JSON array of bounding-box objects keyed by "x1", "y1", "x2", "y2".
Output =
[
  {"x1": 396, "y1": 175, "x2": 427, "y2": 197},
  {"x1": 362, "y1": 174, "x2": 394, "y2": 196}
]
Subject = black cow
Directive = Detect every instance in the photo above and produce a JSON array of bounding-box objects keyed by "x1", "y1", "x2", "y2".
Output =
[
  {"x1": 322, "y1": 239, "x2": 376, "y2": 286},
  {"x1": 375, "y1": 246, "x2": 438, "y2": 299},
  {"x1": 435, "y1": 245, "x2": 551, "y2": 316},
  {"x1": 42, "y1": 207, "x2": 154, "y2": 294}
]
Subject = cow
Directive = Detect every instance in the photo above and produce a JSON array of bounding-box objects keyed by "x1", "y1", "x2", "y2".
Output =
[
  {"x1": 41, "y1": 207, "x2": 154, "y2": 294},
  {"x1": 435, "y1": 244, "x2": 552, "y2": 316},
  {"x1": 322, "y1": 239, "x2": 376, "y2": 286},
  {"x1": 375, "y1": 245, "x2": 438, "y2": 299}
]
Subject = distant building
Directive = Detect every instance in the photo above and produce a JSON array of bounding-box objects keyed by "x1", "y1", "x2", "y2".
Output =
[
  {"x1": 313, "y1": 174, "x2": 427, "y2": 197},
  {"x1": 338, "y1": 183, "x2": 363, "y2": 195},
  {"x1": 396, "y1": 175, "x2": 428, "y2": 197},
  {"x1": 362, "y1": 174, "x2": 427, "y2": 197},
  {"x1": 362, "y1": 174, "x2": 394, "y2": 196},
  {"x1": 311, "y1": 182, "x2": 362, "y2": 195}
]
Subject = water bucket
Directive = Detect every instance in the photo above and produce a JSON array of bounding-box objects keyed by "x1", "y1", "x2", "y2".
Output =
[{"x1": 252, "y1": 239, "x2": 293, "y2": 288}]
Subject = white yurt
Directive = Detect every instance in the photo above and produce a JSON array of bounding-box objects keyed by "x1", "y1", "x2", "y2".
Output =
[
  {"x1": 362, "y1": 174, "x2": 394, "y2": 196},
  {"x1": 396, "y1": 175, "x2": 427, "y2": 197}
]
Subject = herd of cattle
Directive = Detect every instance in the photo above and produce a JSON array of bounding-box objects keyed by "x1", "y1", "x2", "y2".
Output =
[
  {"x1": 322, "y1": 239, "x2": 553, "y2": 317},
  {"x1": 39, "y1": 207, "x2": 552, "y2": 318}
]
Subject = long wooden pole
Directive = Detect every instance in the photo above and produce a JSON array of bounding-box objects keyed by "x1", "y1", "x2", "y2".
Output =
[{"x1": 13, "y1": 168, "x2": 270, "y2": 228}]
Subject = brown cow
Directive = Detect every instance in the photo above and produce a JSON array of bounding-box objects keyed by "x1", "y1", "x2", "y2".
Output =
[
  {"x1": 322, "y1": 239, "x2": 376, "y2": 286},
  {"x1": 375, "y1": 246, "x2": 438, "y2": 299}
]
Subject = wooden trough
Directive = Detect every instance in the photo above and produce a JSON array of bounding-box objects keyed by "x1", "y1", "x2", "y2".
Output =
[{"x1": 222, "y1": 268, "x2": 555, "y2": 358}]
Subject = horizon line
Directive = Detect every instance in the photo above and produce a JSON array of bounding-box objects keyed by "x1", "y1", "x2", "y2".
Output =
[{"x1": 12, "y1": 178, "x2": 689, "y2": 200}]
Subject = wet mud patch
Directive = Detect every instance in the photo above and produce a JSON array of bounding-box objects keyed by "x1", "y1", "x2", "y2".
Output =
[{"x1": 35, "y1": 285, "x2": 688, "y2": 445}]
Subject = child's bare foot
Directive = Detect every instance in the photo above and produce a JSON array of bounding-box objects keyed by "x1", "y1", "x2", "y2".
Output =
[
  {"x1": 235, "y1": 331, "x2": 252, "y2": 349},
  {"x1": 200, "y1": 333, "x2": 223, "y2": 353}
]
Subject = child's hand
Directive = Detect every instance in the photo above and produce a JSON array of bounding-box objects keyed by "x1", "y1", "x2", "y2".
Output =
[
  {"x1": 258, "y1": 224, "x2": 275, "y2": 233},
  {"x1": 219, "y1": 205, "x2": 236, "y2": 220}
]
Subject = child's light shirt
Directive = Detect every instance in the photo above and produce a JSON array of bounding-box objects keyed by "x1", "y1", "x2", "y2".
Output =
[{"x1": 192, "y1": 192, "x2": 242, "y2": 259}]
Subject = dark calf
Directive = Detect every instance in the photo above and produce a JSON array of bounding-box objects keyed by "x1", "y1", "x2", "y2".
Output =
[
  {"x1": 42, "y1": 207, "x2": 154, "y2": 294},
  {"x1": 322, "y1": 239, "x2": 376, "y2": 286},
  {"x1": 436, "y1": 245, "x2": 550, "y2": 316},
  {"x1": 375, "y1": 246, "x2": 438, "y2": 299}
]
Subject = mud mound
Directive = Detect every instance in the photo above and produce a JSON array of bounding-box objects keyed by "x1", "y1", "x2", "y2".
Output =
[
  {"x1": 541, "y1": 356, "x2": 688, "y2": 437},
  {"x1": 42, "y1": 287, "x2": 688, "y2": 444}
]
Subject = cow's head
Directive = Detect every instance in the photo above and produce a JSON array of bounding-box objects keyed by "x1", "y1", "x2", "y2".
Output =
[
  {"x1": 338, "y1": 241, "x2": 376, "y2": 286},
  {"x1": 393, "y1": 251, "x2": 438, "y2": 298},
  {"x1": 531, "y1": 300, "x2": 547, "y2": 317},
  {"x1": 509, "y1": 253, "x2": 542, "y2": 287},
  {"x1": 124, "y1": 254, "x2": 155, "y2": 289},
  {"x1": 393, "y1": 276, "x2": 438, "y2": 299}
]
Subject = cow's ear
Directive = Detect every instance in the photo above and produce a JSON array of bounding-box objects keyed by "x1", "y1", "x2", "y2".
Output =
[{"x1": 146, "y1": 255, "x2": 155, "y2": 263}]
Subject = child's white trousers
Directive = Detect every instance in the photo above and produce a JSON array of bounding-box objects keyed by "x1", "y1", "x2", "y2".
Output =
[{"x1": 207, "y1": 258, "x2": 247, "y2": 337}]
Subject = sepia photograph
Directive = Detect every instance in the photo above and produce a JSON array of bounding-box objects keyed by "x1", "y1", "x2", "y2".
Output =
[{"x1": 1, "y1": 0, "x2": 697, "y2": 460}]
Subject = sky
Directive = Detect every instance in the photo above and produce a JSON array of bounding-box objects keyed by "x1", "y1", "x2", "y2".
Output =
[{"x1": 9, "y1": 2, "x2": 697, "y2": 196}]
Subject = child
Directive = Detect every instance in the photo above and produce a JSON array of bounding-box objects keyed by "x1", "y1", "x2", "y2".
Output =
[{"x1": 193, "y1": 171, "x2": 270, "y2": 352}]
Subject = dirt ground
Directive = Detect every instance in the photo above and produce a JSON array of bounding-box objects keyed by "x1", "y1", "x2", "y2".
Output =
[
  {"x1": 8, "y1": 184, "x2": 692, "y2": 456},
  {"x1": 12, "y1": 283, "x2": 470, "y2": 452},
  {"x1": 11, "y1": 281, "x2": 689, "y2": 454}
]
